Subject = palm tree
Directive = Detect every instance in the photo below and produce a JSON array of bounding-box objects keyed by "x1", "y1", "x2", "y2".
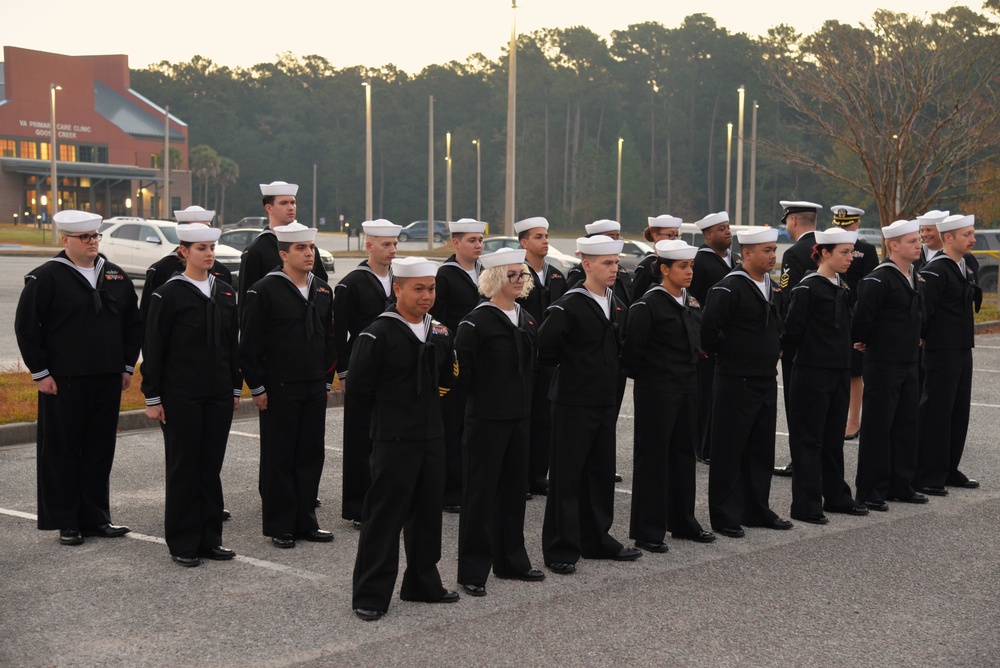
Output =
[
  {"x1": 188, "y1": 145, "x2": 220, "y2": 207},
  {"x1": 216, "y1": 157, "x2": 240, "y2": 226}
]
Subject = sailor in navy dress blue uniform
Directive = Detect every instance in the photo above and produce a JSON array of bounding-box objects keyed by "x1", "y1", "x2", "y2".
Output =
[
  {"x1": 537, "y1": 235, "x2": 643, "y2": 574},
  {"x1": 334, "y1": 219, "x2": 400, "y2": 525},
  {"x1": 350, "y1": 257, "x2": 461, "y2": 621},
  {"x1": 239, "y1": 222, "x2": 337, "y2": 549},
  {"x1": 430, "y1": 218, "x2": 486, "y2": 510},
  {"x1": 455, "y1": 248, "x2": 546, "y2": 597},
  {"x1": 14, "y1": 210, "x2": 142, "y2": 546},
  {"x1": 141, "y1": 224, "x2": 242, "y2": 566},
  {"x1": 622, "y1": 240, "x2": 715, "y2": 552},
  {"x1": 629, "y1": 214, "x2": 683, "y2": 302}
]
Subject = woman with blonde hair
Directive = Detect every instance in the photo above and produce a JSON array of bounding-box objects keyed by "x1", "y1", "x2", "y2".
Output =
[{"x1": 455, "y1": 248, "x2": 545, "y2": 597}]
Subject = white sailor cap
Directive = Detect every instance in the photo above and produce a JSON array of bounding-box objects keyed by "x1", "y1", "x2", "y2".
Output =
[
  {"x1": 54, "y1": 210, "x2": 102, "y2": 233},
  {"x1": 647, "y1": 214, "x2": 682, "y2": 229},
  {"x1": 937, "y1": 214, "x2": 975, "y2": 233},
  {"x1": 916, "y1": 210, "x2": 949, "y2": 225},
  {"x1": 585, "y1": 219, "x2": 621, "y2": 236},
  {"x1": 174, "y1": 205, "x2": 215, "y2": 223},
  {"x1": 780, "y1": 200, "x2": 823, "y2": 222},
  {"x1": 831, "y1": 205, "x2": 864, "y2": 226},
  {"x1": 736, "y1": 227, "x2": 779, "y2": 244},
  {"x1": 448, "y1": 218, "x2": 486, "y2": 234},
  {"x1": 513, "y1": 216, "x2": 549, "y2": 234},
  {"x1": 362, "y1": 219, "x2": 402, "y2": 237},
  {"x1": 393, "y1": 256, "x2": 439, "y2": 277},
  {"x1": 176, "y1": 224, "x2": 221, "y2": 243},
  {"x1": 695, "y1": 212, "x2": 729, "y2": 231},
  {"x1": 577, "y1": 235, "x2": 623, "y2": 256},
  {"x1": 881, "y1": 219, "x2": 919, "y2": 239},
  {"x1": 480, "y1": 248, "x2": 526, "y2": 268},
  {"x1": 274, "y1": 221, "x2": 317, "y2": 243},
  {"x1": 655, "y1": 239, "x2": 698, "y2": 260},
  {"x1": 259, "y1": 181, "x2": 299, "y2": 197},
  {"x1": 814, "y1": 227, "x2": 858, "y2": 245}
]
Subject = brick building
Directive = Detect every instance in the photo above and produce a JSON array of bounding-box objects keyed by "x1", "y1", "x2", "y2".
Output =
[{"x1": 0, "y1": 46, "x2": 190, "y2": 225}]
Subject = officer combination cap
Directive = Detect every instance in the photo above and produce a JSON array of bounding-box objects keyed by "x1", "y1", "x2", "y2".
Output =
[
  {"x1": 174, "y1": 205, "x2": 215, "y2": 223},
  {"x1": 655, "y1": 239, "x2": 698, "y2": 260},
  {"x1": 585, "y1": 219, "x2": 621, "y2": 236},
  {"x1": 695, "y1": 212, "x2": 729, "y2": 231},
  {"x1": 393, "y1": 256, "x2": 439, "y2": 277},
  {"x1": 831, "y1": 205, "x2": 864, "y2": 227},
  {"x1": 576, "y1": 235, "x2": 623, "y2": 256},
  {"x1": 881, "y1": 219, "x2": 919, "y2": 239},
  {"x1": 916, "y1": 210, "x2": 949, "y2": 225},
  {"x1": 54, "y1": 210, "x2": 102, "y2": 233},
  {"x1": 176, "y1": 224, "x2": 221, "y2": 243},
  {"x1": 780, "y1": 200, "x2": 823, "y2": 222},
  {"x1": 647, "y1": 214, "x2": 682, "y2": 229},
  {"x1": 936, "y1": 214, "x2": 974, "y2": 233},
  {"x1": 259, "y1": 181, "x2": 299, "y2": 197},
  {"x1": 480, "y1": 248, "x2": 526, "y2": 268},
  {"x1": 448, "y1": 218, "x2": 486, "y2": 234},
  {"x1": 814, "y1": 228, "x2": 858, "y2": 245},
  {"x1": 274, "y1": 221, "x2": 317, "y2": 243},
  {"x1": 362, "y1": 219, "x2": 402, "y2": 237},
  {"x1": 736, "y1": 227, "x2": 779, "y2": 245},
  {"x1": 514, "y1": 216, "x2": 549, "y2": 233}
]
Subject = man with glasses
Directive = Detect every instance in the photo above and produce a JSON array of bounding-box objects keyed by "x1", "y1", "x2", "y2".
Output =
[{"x1": 15, "y1": 210, "x2": 143, "y2": 546}]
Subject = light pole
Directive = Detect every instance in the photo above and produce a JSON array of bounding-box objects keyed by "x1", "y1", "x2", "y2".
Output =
[
  {"x1": 735, "y1": 85, "x2": 745, "y2": 226},
  {"x1": 616, "y1": 137, "x2": 623, "y2": 223},
  {"x1": 363, "y1": 80, "x2": 373, "y2": 222},
  {"x1": 162, "y1": 105, "x2": 170, "y2": 219},
  {"x1": 472, "y1": 139, "x2": 481, "y2": 222},
  {"x1": 445, "y1": 131, "x2": 452, "y2": 223},
  {"x1": 725, "y1": 122, "x2": 733, "y2": 215},
  {"x1": 49, "y1": 83, "x2": 61, "y2": 245},
  {"x1": 503, "y1": 0, "x2": 517, "y2": 235},
  {"x1": 749, "y1": 101, "x2": 759, "y2": 226},
  {"x1": 427, "y1": 95, "x2": 435, "y2": 252}
]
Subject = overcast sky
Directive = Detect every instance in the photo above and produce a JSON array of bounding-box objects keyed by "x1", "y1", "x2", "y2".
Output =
[{"x1": 2, "y1": 0, "x2": 982, "y2": 74}]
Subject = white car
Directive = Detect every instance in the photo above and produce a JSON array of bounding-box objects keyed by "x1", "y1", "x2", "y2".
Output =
[
  {"x1": 481, "y1": 236, "x2": 580, "y2": 273},
  {"x1": 100, "y1": 218, "x2": 242, "y2": 283}
]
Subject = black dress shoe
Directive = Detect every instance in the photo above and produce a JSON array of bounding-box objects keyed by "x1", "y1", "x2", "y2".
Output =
[
  {"x1": 200, "y1": 546, "x2": 236, "y2": 560},
  {"x1": 461, "y1": 583, "x2": 486, "y2": 597},
  {"x1": 515, "y1": 568, "x2": 545, "y2": 581},
  {"x1": 844, "y1": 429, "x2": 860, "y2": 441},
  {"x1": 773, "y1": 464, "x2": 793, "y2": 477},
  {"x1": 222, "y1": 509, "x2": 231, "y2": 521},
  {"x1": 314, "y1": 498, "x2": 322, "y2": 508},
  {"x1": 354, "y1": 608, "x2": 384, "y2": 621},
  {"x1": 634, "y1": 541, "x2": 668, "y2": 553},
  {"x1": 749, "y1": 517, "x2": 794, "y2": 530},
  {"x1": 298, "y1": 529, "x2": 334, "y2": 542},
  {"x1": 946, "y1": 477, "x2": 980, "y2": 489},
  {"x1": 59, "y1": 528, "x2": 84, "y2": 546},
  {"x1": 352, "y1": 520, "x2": 362, "y2": 530},
  {"x1": 525, "y1": 492, "x2": 533, "y2": 500},
  {"x1": 81, "y1": 523, "x2": 130, "y2": 538},
  {"x1": 715, "y1": 526, "x2": 745, "y2": 538},
  {"x1": 437, "y1": 590, "x2": 460, "y2": 603},
  {"x1": 862, "y1": 500, "x2": 889, "y2": 512},
  {"x1": 918, "y1": 486, "x2": 948, "y2": 497},
  {"x1": 612, "y1": 547, "x2": 642, "y2": 561},
  {"x1": 529, "y1": 486, "x2": 548, "y2": 496},
  {"x1": 614, "y1": 474, "x2": 624, "y2": 483},
  {"x1": 271, "y1": 534, "x2": 295, "y2": 548},
  {"x1": 889, "y1": 493, "x2": 929, "y2": 504},
  {"x1": 548, "y1": 562, "x2": 576, "y2": 574},
  {"x1": 443, "y1": 505, "x2": 461, "y2": 514},
  {"x1": 825, "y1": 504, "x2": 870, "y2": 516},
  {"x1": 171, "y1": 553, "x2": 201, "y2": 567},
  {"x1": 672, "y1": 530, "x2": 717, "y2": 543},
  {"x1": 793, "y1": 514, "x2": 829, "y2": 525}
]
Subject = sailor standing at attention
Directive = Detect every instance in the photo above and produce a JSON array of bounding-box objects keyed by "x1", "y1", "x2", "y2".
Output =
[{"x1": 630, "y1": 214, "x2": 683, "y2": 301}]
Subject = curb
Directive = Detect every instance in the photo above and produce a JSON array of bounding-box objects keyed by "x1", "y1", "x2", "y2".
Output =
[
  {"x1": 975, "y1": 320, "x2": 1000, "y2": 332},
  {"x1": 0, "y1": 392, "x2": 345, "y2": 449}
]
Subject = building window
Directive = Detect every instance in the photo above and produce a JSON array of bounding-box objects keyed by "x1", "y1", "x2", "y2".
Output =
[
  {"x1": 97, "y1": 147, "x2": 108, "y2": 163},
  {"x1": 78, "y1": 146, "x2": 94, "y2": 162},
  {"x1": 1, "y1": 139, "x2": 16, "y2": 157},
  {"x1": 59, "y1": 144, "x2": 76, "y2": 161},
  {"x1": 39, "y1": 143, "x2": 50, "y2": 160},
  {"x1": 18, "y1": 141, "x2": 38, "y2": 159}
]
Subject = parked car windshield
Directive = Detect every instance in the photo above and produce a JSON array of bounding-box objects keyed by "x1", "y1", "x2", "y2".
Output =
[{"x1": 159, "y1": 225, "x2": 179, "y2": 245}]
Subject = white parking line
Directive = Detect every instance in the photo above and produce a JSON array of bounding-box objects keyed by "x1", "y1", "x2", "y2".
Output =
[
  {"x1": 230, "y1": 430, "x2": 260, "y2": 439},
  {"x1": 0, "y1": 506, "x2": 327, "y2": 582},
  {"x1": 972, "y1": 403, "x2": 1000, "y2": 409},
  {"x1": 974, "y1": 369, "x2": 1000, "y2": 374}
]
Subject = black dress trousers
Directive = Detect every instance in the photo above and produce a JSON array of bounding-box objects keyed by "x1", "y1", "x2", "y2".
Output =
[
  {"x1": 441, "y1": 386, "x2": 468, "y2": 507},
  {"x1": 527, "y1": 366, "x2": 554, "y2": 493},
  {"x1": 162, "y1": 392, "x2": 233, "y2": 555},
  {"x1": 916, "y1": 348, "x2": 974, "y2": 488},
  {"x1": 458, "y1": 417, "x2": 532, "y2": 585},
  {"x1": 695, "y1": 356, "x2": 716, "y2": 460},
  {"x1": 259, "y1": 380, "x2": 326, "y2": 537},
  {"x1": 36, "y1": 374, "x2": 121, "y2": 530},
  {"x1": 787, "y1": 365, "x2": 855, "y2": 519},
  {"x1": 341, "y1": 394, "x2": 373, "y2": 522}
]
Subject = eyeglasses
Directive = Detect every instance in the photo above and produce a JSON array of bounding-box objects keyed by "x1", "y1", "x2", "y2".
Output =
[
  {"x1": 507, "y1": 271, "x2": 530, "y2": 283},
  {"x1": 67, "y1": 233, "x2": 102, "y2": 243}
]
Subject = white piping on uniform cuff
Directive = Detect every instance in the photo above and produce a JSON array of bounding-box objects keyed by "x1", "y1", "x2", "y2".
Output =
[
  {"x1": 145, "y1": 397, "x2": 161, "y2": 406},
  {"x1": 31, "y1": 369, "x2": 50, "y2": 381},
  {"x1": 250, "y1": 386, "x2": 265, "y2": 396},
  {"x1": 125, "y1": 365, "x2": 135, "y2": 374},
  {"x1": 233, "y1": 389, "x2": 242, "y2": 397},
  {"x1": 337, "y1": 371, "x2": 347, "y2": 380},
  {"x1": 326, "y1": 383, "x2": 333, "y2": 391}
]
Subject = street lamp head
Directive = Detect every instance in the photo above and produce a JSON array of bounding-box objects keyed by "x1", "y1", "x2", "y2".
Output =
[
  {"x1": 50, "y1": 83, "x2": 62, "y2": 91},
  {"x1": 472, "y1": 139, "x2": 478, "y2": 146},
  {"x1": 738, "y1": 85, "x2": 745, "y2": 93},
  {"x1": 362, "y1": 80, "x2": 370, "y2": 88}
]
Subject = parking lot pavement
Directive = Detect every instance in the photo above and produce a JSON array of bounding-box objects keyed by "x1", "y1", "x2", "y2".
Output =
[{"x1": 1, "y1": 336, "x2": 998, "y2": 666}]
